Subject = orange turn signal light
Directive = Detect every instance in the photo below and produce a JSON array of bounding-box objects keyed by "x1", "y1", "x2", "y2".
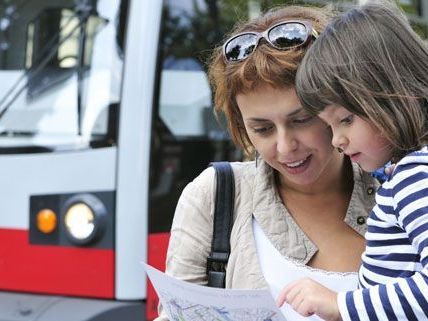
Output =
[{"x1": 36, "y1": 209, "x2": 57, "y2": 234}]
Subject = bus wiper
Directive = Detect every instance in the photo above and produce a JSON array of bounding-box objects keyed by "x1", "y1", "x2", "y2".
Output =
[
  {"x1": 0, "y1": 130, "x2": 35, "y2": 137},
  {"x1": 75, "y1": 0, "x2": 97, "y2": 136},
  {"x1": 0, "y1": 12, "x2": 81, "y2": 118},
  {"x1": 0, "y1": 0, "x2": 108, "y2": 137}
]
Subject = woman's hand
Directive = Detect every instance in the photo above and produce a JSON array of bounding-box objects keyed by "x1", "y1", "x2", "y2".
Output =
[
  {"x1": 384, "y1": 163, "x2": 395, "y2": 176},
  {"x1": 372, "y1": 161, "x2": 395, "y2": 182},
  {"x1": 276, "y1": 277, "x2": 342, "y2": 321}
]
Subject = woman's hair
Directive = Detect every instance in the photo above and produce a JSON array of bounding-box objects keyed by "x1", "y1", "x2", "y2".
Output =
[
  {"x1": 208, "y1": 5, "x2": 334, "y2": 154},
  {"x1": 296, "y1": 1, "x2": 428, "y2": 160}
]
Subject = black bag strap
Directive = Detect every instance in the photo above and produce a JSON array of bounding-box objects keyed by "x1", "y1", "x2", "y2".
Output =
[{"x1": 207, "y1": 161, "x2": 235, "y2": 288}]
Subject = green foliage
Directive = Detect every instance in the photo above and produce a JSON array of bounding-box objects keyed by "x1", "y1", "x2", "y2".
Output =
[
  {"x1": 411, "y1": 21, "x2": 428, "y2": 39},
  {"x1": 160, "y1": 0, "x2": 247, "y2": 67},
  {"x1": 160, "y1": 0, "x2": 428, "y2": 69},
  {"x1": 398, "y1": 0, "x2": 420, "y2": 15},
  {"x1": 160, "y1": 0, "x2": 331, "y2": 69}
]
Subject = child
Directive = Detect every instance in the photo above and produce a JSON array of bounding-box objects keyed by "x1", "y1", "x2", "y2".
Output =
[{"x1": 277, "y1": 1, "x2": 428, "y2": 320}]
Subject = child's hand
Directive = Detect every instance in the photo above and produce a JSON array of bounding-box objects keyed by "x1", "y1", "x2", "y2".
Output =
[{"x1": 276, "y1": 277, "x2": 342, "y2": 321}]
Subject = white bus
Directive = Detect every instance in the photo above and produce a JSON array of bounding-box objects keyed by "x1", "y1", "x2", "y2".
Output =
[
  {"x1": 0, "y1": 0, "x2": 252, "y2": 320},
  {"x1": 2, "y1": 0, "x2": 424, "y2": 320}
]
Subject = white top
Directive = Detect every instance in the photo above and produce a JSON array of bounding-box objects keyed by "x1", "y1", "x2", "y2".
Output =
[{"x1": 253, "y1": 218, "x2": 359, "y2": 321}]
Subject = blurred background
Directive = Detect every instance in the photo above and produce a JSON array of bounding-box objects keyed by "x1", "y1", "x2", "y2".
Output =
[{"x1": 0, "y1": 0, "x2": 425, "y2": 320}]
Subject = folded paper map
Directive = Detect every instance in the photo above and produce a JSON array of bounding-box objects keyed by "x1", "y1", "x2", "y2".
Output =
[{"x1": 143, "y1": 263, "x2": 286, "y2": 321}]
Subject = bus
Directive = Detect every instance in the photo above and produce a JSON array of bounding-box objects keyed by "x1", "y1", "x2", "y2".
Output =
[
  {"x1": 1, "y1": 0, "x2": 426, "y2": 320},
  {"x1": 0, "y1": 0, "x2": 253, "y2": 320}
]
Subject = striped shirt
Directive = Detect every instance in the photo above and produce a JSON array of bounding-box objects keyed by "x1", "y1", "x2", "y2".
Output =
[{"x1": 337, "y1": 146, "x2": 428, "y2": 321}]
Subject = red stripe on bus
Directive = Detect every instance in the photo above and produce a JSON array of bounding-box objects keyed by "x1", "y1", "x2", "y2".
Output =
[
  {"x1": 146, "y1": 232, "x2": 170, "y2": 321},
  {"x1": 0, "y1": 228, "x2": 114, "y2": 298}
]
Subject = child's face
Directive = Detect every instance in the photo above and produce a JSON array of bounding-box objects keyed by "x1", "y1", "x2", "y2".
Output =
[{"x1": 318, "y1": 104, "x2": 393, "y2": 172}]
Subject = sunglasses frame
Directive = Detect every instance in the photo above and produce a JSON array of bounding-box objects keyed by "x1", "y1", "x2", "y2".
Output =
[{"x1": 222, "y1": 20, "x2": 318, "y2": 63}]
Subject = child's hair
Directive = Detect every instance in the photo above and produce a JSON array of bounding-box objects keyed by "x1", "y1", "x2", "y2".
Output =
[
  {"x1": 296, "y1": 1, "x2": 428, "y2": 161},
  {"x1": 208, "y1": 5, "x2": 334, "y2": 154}
]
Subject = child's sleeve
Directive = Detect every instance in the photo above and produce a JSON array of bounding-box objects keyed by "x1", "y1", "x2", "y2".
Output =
[{"x1": 337, "y1": 164, "x2": 428, "y2": 321}]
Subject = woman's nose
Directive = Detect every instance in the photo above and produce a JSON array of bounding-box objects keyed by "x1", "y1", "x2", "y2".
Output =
[{"x1": 277, "y1": 130, "x2": 298, "y2": 154}]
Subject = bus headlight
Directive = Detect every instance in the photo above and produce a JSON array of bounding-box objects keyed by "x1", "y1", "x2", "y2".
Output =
[{"x1": 62, "y1": 194, "x2": 107, "y2": 245}]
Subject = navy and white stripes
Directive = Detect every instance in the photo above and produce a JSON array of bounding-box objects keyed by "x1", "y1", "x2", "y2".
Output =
[{"x1": 337, "y1": 146, "x2": 428, "y2": 321}]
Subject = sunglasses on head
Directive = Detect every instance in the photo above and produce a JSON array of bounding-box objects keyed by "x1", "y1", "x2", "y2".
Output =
[{"x1": 223, "y1": 20, "x2": 318, "y2": 63}]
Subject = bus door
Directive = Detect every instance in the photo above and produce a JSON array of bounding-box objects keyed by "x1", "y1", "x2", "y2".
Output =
[{"x1": 144, "y1": 0, "x2": 273, "y2": 319}]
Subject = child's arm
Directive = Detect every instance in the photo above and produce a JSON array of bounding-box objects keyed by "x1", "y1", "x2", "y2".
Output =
[
  {"x1": 276, "y1": 278, "x2": 341, "y2": 321},
  {"x1": 278, "y1": 164, "x2": 428, "y2": 321},
  {"x1": 335, "y1": 164, "x2": 428, "y2": 321}
]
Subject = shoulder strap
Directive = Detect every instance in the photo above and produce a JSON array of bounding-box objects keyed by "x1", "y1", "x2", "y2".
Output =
[{"x1": 207, "y1": 161, "x2": 235, "y2": 288}]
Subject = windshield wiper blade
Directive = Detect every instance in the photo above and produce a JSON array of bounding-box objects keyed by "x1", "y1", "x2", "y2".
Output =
[
  {"x1": 75, "y1": 0, "x2": 96, "y2": 136},
  {"x1": 0, "y1": 130, "x2": 35, "y2": 137},
  {"x1": 0, "y1": 12, "x2": 81, "y2": 119},
  {"x1": 0, "y1": 1, "x2": 107, "y2": 129}
]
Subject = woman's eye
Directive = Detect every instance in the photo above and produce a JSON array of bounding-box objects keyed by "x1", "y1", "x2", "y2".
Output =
[
  {"x1": 252, "y1": 126, "x2": 272, "y2": 134},
  {"x1": 340, "y1": 114, "x2": 354, "y2": 125},
  {"x1": 293, "y1": 116, "x2": 314, "y2": 124}
]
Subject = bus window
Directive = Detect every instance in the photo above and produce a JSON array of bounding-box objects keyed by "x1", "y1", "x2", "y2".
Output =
[
  {"x1": 0, "y1": 0, "x2": 126, "y2": 152},
  {"x1": 149, "y1": 0, "x2": 254, "y2": 235},
  {"x1": 158, "y1": 0, "x2": 250, "y2": 140}
]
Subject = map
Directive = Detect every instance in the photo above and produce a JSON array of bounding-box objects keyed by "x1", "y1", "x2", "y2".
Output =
[
  {"x1": 143, "y1": 264, "x2": 286, "y2": 321},
  {"x1": 161, "y1": 292, "x2": 281, "y2": 321}
]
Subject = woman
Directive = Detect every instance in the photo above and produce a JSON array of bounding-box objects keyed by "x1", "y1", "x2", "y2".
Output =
[{"x1": 155, "y1": 4, "x2": 378, "y2": 321}]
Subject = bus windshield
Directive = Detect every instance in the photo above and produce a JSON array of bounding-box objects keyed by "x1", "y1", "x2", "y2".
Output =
[{"x1": 0, "y1": 0, "x2": 125, "y2": 151}]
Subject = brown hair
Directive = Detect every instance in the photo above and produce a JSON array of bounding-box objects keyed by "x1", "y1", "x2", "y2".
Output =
[
  {"x1": 296, "y1": 1, "x2": 428, "y2": 161},
  {"x1": 208, "y1": 5, "x2": 334, "y2": 154}
]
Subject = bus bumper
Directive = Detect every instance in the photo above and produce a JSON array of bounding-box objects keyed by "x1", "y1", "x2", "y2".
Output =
[{"x1": 0, "y1": 291, "x2": 145, "y2": 321}]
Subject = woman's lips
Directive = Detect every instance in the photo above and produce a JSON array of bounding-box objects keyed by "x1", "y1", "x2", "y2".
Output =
[{"x1": 280, "y1": 155, "x2": 312, "y2": 174}]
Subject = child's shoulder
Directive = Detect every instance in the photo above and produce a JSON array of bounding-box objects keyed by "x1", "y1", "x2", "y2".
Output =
[
  {"x1": 395, "y1": 146, "x2": 428, "y2": 170},
  {"x1": 387, "y1": 146, "x2": 428, "y2": 187}
]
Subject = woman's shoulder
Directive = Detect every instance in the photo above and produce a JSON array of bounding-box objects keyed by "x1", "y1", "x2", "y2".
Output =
[
  {"x1": 181, "y1": 161, "x2": 258, "y2": 207},
  {"x1": 230, "y1": 160, "x2": 258, "y2": 181},
  {"x1": 191, "y1": 160, "x2": 257, "y2": 188}
]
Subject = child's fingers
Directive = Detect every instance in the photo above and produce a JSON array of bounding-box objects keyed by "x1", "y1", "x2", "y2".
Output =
[
  {"x1": 276, "y1": 282, "x2": 292, "y2": 306},
  {"x1": 294, "y1": 294, "x2": 316, "y2": 317},
  {"x1": 288, "y1": 290, "x2": 305, "y2": 313},
  {"x1": 276, "y1": 279, "x2": 304, "y2": 307},
  {"x1": 285, "y1": 284, "x2": 315, "y2": 317},
  {"x1": 277, "y1": 278, "x2": 319, "y2": 317},
  {"x1": 276, "y1": 287, "x2": 290, "y2": 307}
]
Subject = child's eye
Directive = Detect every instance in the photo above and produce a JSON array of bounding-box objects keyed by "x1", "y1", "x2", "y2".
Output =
[
  {"x1": 340, "y1": 114, "x2": 354, "y2": 125},
  {"x1": 293, "y1": 116, "x2": 314, "y2": 124}
]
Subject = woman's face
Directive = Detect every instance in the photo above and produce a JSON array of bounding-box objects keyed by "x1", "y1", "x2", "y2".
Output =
[{"x1": 236, "y1": 86, "x2": 341, "y2": 188}]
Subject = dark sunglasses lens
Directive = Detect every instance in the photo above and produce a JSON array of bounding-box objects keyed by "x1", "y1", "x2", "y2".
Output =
[
  {"x1": 268, "y1": 23, "x2": 307, "y2": 48},
  {"x1": 224, "y1": 33, "x2": 258, "y2": 61}
]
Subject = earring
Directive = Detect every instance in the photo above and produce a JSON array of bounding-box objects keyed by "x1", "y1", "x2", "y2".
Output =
[{"x1": 255, "y1": 150, "x2": 259, "y2": 168}]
